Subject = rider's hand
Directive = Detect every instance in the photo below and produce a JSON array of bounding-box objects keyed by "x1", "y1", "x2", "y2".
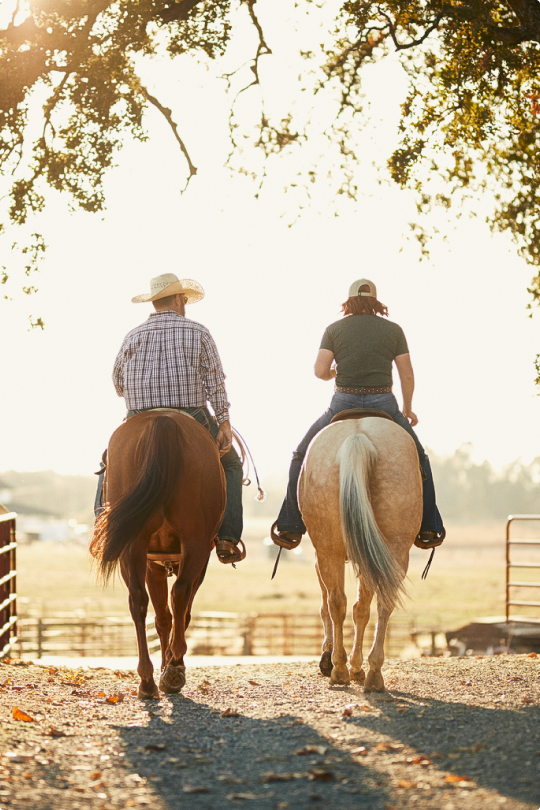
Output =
[
  {"x1": 216, "y1": 420, "x2": 233, "y2": 457},
  {"x1": 403, "y1": 409, "x2": 419, "y2": 427}
]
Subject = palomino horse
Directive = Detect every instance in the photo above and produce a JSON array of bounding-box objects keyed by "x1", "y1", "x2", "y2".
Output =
[
  {"x1": 298, "y1": 412, "x2": 422, "y2": 692},
  {"x1": 90, "y1": 410, "x2": 225, "y2": 699}
]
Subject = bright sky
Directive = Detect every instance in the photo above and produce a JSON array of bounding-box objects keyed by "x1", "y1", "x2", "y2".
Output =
[{"x1": 1, "y1": 2, "x2": 540, "y2": 477}]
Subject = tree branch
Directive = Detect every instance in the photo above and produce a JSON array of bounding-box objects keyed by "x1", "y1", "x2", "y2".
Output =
[
  {"x1": 377, "y1": 7, "x2": 443, "y2": 51},
  {"x1": 157, "y1": 0, "x2": 205, "y2": 24},
  {"x1": 139, "y1": 85, "x2": 197, "y2": 192}
]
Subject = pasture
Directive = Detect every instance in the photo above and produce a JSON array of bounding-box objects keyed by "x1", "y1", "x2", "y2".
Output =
[{"x1": 16, "y1": 519, "x2": 517, "y2": 634}]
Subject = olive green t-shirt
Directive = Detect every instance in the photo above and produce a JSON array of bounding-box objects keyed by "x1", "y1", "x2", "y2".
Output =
[{"x1": 320, "y1": 314, "x2": 409, "y2": 388}]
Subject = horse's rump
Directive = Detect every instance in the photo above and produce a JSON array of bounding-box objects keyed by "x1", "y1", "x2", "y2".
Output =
[
  {"x1": 299, "y1": 417, "x2": 422, "y2": 606},
  {"x1": 90, "y1": 411, "x2": 225, "y2": 581}
]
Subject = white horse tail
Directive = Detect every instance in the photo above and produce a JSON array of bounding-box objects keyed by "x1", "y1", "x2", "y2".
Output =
[{"x1": 337, "y1": 433, "x2": 406, "y2": 610}]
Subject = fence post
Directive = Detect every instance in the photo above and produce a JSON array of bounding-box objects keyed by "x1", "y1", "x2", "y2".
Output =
[
  {"x1": 37, "y1": 618, "x2": 43, "y2": 659},
  {"x1": 242, "y1": 615, "x2": 255, "y2": 655}
]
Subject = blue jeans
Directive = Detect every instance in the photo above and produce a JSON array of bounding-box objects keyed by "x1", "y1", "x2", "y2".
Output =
[
  {"x1": 94, "y1": 407, "x2": 243, "y2": 542},
  {"x1": 276, "y1": 392, "x2": 443, "y2": 535}
]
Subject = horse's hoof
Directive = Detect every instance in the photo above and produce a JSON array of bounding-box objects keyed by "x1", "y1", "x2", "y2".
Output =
[
  {"x1": 319, "y1": 650, "x2": 333, "y2": 678},
  {"x1": 138, "y1": 682, "x2": 160, "y2": 700},
  {"x1": 349, "y1": 667, "x2": 365, "y2": 684},
  {"x1": 330, "y1": 668, "x2": 350, "y2": 686},
  {"x1": 159, "y1": 664, "x2": 186, "y2": 694},
  {"x1": 364, "y1": 671, "x2": 385, "y2": 693}
]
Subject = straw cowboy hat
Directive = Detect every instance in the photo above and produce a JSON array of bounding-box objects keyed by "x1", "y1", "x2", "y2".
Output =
[{"x1": 131, "y1": 274, "x2": 205, "y2": 304}]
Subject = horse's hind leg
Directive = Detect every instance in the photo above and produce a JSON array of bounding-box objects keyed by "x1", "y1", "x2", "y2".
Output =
[
  {"x1": 160, "y1": 544, "x2": 212, "y2": 694},
  {"x1": 316, "y1": 551, "x2": 349, "y2": 685},
  {"x1": 315, "y1": 560, "x2": 333, "y2": 677},
  {"x1": 349, "y1": 578, "x2": 374, "y2": 684},
  {"x1": 120, "y1": 541, "x2": 159, "y2": 700},
  {"x1": 146, "y1": 562, "x2": 173, "y2": 671},
  {"x1": 364, "y1": 599, "x2": 393, "y2": 693}
]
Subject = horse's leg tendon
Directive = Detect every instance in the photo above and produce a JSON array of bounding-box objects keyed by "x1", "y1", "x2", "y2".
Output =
[
  {"x1": 317, "y1": 553, "x2": 349, "y2": 685},
  {"x1": 146, "y1": 562, "x2": 173, "y2": 671},
  {"x1": 315, "y1": 560, "x2": 333, "y2": 677},
  {"x1": 349, "y1": 578, "x2": 373, "y2": 684}
]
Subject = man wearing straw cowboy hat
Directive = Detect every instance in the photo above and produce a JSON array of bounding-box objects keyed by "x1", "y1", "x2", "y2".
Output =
[{"x1": 97, "y1": 273, "x2": 245, "y2": 565}]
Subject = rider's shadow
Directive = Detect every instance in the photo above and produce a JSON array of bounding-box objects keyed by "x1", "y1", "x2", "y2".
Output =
[{"x1": 115, "y1": 694, "x2": 396, "y2": 809}]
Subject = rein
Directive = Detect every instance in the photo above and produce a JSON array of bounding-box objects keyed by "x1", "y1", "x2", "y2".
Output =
[{"x1": 232, "y1": 427, "x2": 266, "y2": 503}]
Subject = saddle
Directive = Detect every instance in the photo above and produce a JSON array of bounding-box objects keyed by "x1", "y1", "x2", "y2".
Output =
[{"x1": 330, "y1": 408, "x2": 394, "y2": 425}]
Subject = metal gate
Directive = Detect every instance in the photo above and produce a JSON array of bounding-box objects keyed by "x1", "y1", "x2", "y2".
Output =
[
  {"x1": 0, "y1": 509, "x2": 17, "y2": 656},
  {"x1": 506, "y1": 514, "x2": 540, "y2": 624}
]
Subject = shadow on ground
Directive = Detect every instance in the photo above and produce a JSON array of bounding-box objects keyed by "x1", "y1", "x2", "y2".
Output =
[{"x1": 114, "y1": 688, "x2": 540, "y2": 809}]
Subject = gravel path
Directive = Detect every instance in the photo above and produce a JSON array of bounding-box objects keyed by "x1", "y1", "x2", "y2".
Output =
[{"x1": 0, "y1": 654, "x2": 539, "y2": 809}]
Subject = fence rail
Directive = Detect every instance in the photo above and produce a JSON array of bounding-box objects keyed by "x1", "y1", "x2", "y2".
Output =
[
  {"x1": 506, "y1": 515, "x2": 540, "y2": 625},
  {"x1": 15, "y1": 610, "x2": 412, "y2": 659},
  {"x1": 0, "y1": 510, "x2": 17, "y2": 658}
]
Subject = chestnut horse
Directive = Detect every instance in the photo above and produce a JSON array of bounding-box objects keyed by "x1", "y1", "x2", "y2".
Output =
[
  {"x1": 90, "y1": 410, "x2": 225, "y2": 699},
  {"x1": 298, "y1": 415, "x2": 422, "y2": 692}
]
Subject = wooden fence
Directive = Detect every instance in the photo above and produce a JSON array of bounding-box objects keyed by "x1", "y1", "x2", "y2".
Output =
[
  {"x1": 15, "y1": 610, "x2": 412, "y2": 659},
  {"x1": 0, "y1": 509, "x2": 17, "y2": 658}
]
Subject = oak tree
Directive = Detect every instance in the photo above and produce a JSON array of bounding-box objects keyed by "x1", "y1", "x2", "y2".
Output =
[{"x1": 1, "y1": 0, "x2": 540, "y2": 313}]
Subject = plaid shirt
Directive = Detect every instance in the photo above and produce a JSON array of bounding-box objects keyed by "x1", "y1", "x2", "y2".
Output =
[{"x1": 112, "y1": 311, "x2": 230, "y2": 423}]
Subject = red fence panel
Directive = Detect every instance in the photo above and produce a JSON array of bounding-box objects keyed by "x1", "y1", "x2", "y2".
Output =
[{"x1": 0, "y1": 509, "x2": 17, "y2": 657}]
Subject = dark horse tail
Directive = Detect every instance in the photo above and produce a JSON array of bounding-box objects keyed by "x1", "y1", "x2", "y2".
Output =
[{"x1": 91, "y1": 416, "x2": 183, "y2": 583}]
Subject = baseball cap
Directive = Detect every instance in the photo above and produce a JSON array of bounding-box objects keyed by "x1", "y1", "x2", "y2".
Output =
[{"x1": 348, "y1": 278, "x2": 377, "y2": 298}]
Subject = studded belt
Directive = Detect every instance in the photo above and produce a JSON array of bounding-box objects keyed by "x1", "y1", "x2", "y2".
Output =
[{"x1": 335, "y1": 385, "x2": 392, "y2": 395}]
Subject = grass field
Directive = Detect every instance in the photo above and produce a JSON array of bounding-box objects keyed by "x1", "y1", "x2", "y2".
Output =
[{"x1": 16, "y1": 519, "x2": 540, "y2": 634}]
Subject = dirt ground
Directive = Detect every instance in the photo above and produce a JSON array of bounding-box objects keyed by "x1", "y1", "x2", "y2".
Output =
[{"x1": 0, "y1": 654, "x2": 538, "y2": 810}]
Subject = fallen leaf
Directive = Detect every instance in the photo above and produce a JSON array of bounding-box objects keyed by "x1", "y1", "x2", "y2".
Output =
[
  {"x1": 377, "y1": 743, "x2": 404, "y2": 752},
  {"x1": 248, "y1": 681, "x2": 260, "y2": 686},
  {"x1": 308, "y1": 769, "x2": 334, "y2": 781},
  {"x1": 183, "y1": 786, "x2": 210, "y2": 793},
  {"x1": 12, "y1": 707, "x2": 35, "y2": 722},
  {"x1": 528, "y1": 652, "x2": 538, "y2": 658},
  {"x1": 227, "y1": 793, "x2": 267, "y2": 800},
  {"x1": 397, "y1": 780, "x2": 416, "y2": 789},
  {"x1": 221, "y1": 708, "x2": 240, "y2": 718},
  {"x1": 295, "y1": 746, "x2": 327, "y2": 756},
  {"x1": 3, "y1": 752, "x2": 34, "y2": 763},
  {"x1": 106, "y1": 693, "x2": 125, "y2": 703},
  {"x1": 48, "y1": 667, "x2": 58, "y2": 675},
  {"x1": 407, "y1": 757, "x2": 431, "y2": 766},
  {"x1": 90, "y1": 772, "x2": 102, "y2": 780},
  {"x1": 144, "y1": 743, "x2": 166, "y2": 751},
  {"x1": 47, "y1": 727, "x2": 67, "y2": 737},
  {"x1": 522, "y1": 697, "x2": 534, "y2": 704},
  {"x1": 260, "y1": 772, "x2": 304, "y2": 783},
  {"x1": 445, "y1": 774, "x2": 472, "y2": 783},
  {"x1": 472, "y1": 743, "x2": 485, "y2": 751},
  {"x1": 385, "y1": 805, "x2": 398, "y2": 810},
  {"x1": 351, "y1": 746, "x2": 367, "y2": 756},
  {"x1": 397, "y1": 708, "x2": 408, "y2": 714},
  {"x1": 342, "y1": 705, "x2": 353, "y2": 717}
]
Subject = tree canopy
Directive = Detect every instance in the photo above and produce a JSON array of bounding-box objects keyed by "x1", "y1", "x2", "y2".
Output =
[{"x1": 2, "y1": 0, "x2": 540, "y2": 310}]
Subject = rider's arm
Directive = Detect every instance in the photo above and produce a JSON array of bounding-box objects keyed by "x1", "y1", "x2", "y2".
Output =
[
  {"x1": 314, "y1": 349, "x2": 337, "y2": 381},
  {"x1": 394, "y1": 353, "x2": 418, "y2": 426},
  {"x1": 112, "y1": 344, "x2": 125, "y2": 397}
]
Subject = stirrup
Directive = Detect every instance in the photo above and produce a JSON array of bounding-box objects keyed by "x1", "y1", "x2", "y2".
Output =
[
  {"x1": 215, "y1": 538, "x2": 246, "y2": 565},
  {"x1": 415, "y1": 527, "x2": 446, "y2": 550},
  {"x1": 270, "y1": 521, "x2": 302, "y2": 550}
]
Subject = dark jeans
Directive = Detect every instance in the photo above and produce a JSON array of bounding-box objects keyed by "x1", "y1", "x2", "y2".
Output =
[
  {"x1": 276, "y1": 392, "x2": 443, "y2": 536},
  {"x1": 94, "y1": 406, "x2": 243, "y2": 542}
]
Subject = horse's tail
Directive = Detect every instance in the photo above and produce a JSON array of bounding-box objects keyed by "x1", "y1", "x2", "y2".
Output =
[
  {"x1": 337, "y1": 432, "x2": 406, "y2": 610},
  {"x1": 90, "y1": 416, "x2": 183, "y2": 583}
]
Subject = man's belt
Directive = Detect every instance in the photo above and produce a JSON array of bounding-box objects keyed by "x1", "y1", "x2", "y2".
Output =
[{"x1": 335, "y1": 385, "x2": 392, "y2": 395}]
